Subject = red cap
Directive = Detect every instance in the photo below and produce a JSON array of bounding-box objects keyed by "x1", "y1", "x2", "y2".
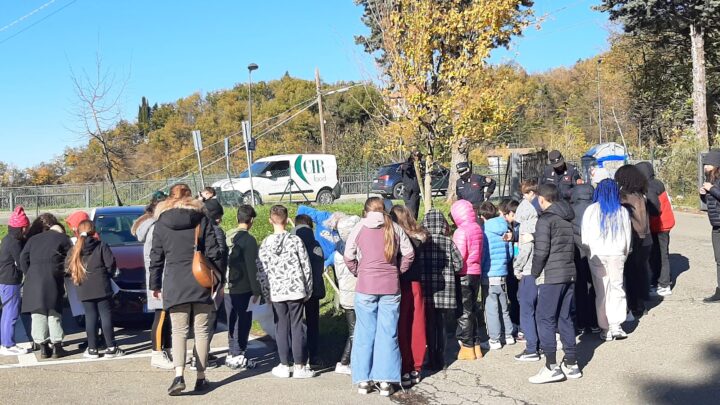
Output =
[
  {"x1": 8, "y1": 206, "x2": 30, "y2": 228},
  {"x1": 65, "y1": 211, "x2": 90, "y2": 231}
]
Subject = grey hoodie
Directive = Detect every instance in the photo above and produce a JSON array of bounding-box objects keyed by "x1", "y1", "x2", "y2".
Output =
[
  {"x1": 513, "y1": 199, "x2": 538, "y2": 278},
  {"x1": 258, "y1": 232, "x2": 313, "y2": 302},
  {"x1": 132, "y1": 214, "x2": 164, "y2": 311}
]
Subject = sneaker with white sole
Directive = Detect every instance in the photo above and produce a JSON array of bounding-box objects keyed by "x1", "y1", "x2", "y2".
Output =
[
  {"x1": 358, "y1": 381, "x2": 373, "y2": 394},
  {"x1": 600, "y1": 330, "x2": 614, "y2": 341},
  {"x1": 561, "y1": 360, "x2": 583, "y2": 379},
  {"x1": 514, "y1": 351, "x2": 541, "y2": 362},
  {"x1": 489, "y1": 340, "x2": 502, "y2": 350},
  {"x1": 410, "y1": 370, "x2": 421, "y2": 384},
  {"x1": 292, "y1": 364, "x2": 316, "y2": 379},
  {"x1": 529, "y1": 365, "x2": 566, "y2": 384},
  {"x1": 611, "y1": 329, "x2": 628, "y2": 340},
  {"x1": 104, "y1": 347, "x2": 125, "y2": 358},
  {"x1": 334, "y1": 362, "x2": 352, "y2": 375},
  {"x1": 0, "y1": 345, "x2": 29, "y2": 356},
  {"x1": 83, "y1": 348, "x2": 100, "y2": 359},
  {"x1": 401, "y1": 373, "x2": 412, "y2": 388},
  {"x1": 271, "y1": 364, "x2": 292, "y2": 378},
  {"x1": 505, "y1": 335, "x2": 516, "y2": 345},
  {"x1": 378, "y1": 382, "x2": 394, "y2": 396},
  {"x1": 151, "y1": 350, "x2": 174, "y2": 370},
  {"x1": 657, "y1": 286, "x2": 672, "y2": 297}
]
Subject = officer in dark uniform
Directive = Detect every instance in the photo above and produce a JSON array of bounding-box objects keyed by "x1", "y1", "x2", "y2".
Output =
[
  {"x1": 400, "y1": 153, "x2": 422, "y2": 220},
  {"x1": 540, "y1": 150, "x2": 582, "y2": 201},
  {"x1": 455, "y1": 162, "x2": 496, "y2": 206}
]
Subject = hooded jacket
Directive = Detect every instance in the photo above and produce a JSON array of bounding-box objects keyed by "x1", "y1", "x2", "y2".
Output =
[
  {"x1": 225, "y1": 227, "x2": 261, "y2": 296},
  {"x1": 258, "y1": 231, "x2": 313, "y2": 302},
  {"x1": 621, "y1": 192, "x2": 651, "y2": 243},
  {"x1": 400, "y1": 231, "x2": 427, "y2": 283},
  {"x1": 482, "y1": 216, "x2": 511, "y2": 279},
  {"x1": 132, "y1": 213, "x2": 163, "y2": 310},
  {"x1": 450, "y1": 200, "x2": 484, "y2": 276},
  {"x1": 581, "y1": 203, "x2": 632, "y2": 257},
  {"x1": 513, "y1": 199, "x2": 538, "y2": 278},
  {"x1": 702, "y1": 177, "x2": 720, "y2": 227},
  {"x1": 296, "y1": 205, "x2": 338, "y2": 268},
  {"x1": 292, "y1": 224, "x2": 326, "y2": 299},
  {"x1": 334, "y1": 216, "x2": 360, "y2": 309},
  {"x1": 0, "y1": 228, "x2": 25, "y2": 285},
  {"x1": 571, "y1": 184, "x2": 595, "y2": 258},
  {"x1": 149, "y1": 197, "x2": 222, "y2": 310},
  {"x1": 344, "y1": 211, "x2": 415, "y2": 295},
  {"x1": 636, "y1": 162, "x2": 675, "y2": 233},
  {"x1": 20, "y1": 230, "x2": 73, "y2": 313},
  {"x1": 71, "y1": 237, "x2": 117, "y2": 302},
  {"x1": 419, "y1": 210, "x2": 463, "y2": 309},
  {"x1": 531, "y1": 201, "x2": 576, "y2": 284}
]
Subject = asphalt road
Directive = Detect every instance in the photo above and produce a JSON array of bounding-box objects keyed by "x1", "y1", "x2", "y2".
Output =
[{"x1": 0, "y1": 211, "x2": 718, "y2": 404}]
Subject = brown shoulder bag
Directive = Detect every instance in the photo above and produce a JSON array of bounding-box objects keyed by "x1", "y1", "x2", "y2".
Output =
[{"x1": 192, "y1": 224, "x2": 218, "y2": 289}]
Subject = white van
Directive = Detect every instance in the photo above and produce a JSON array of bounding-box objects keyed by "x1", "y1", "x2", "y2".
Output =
[{"x1": 212, "y1": 154, "x2": 341, "y2": 205}]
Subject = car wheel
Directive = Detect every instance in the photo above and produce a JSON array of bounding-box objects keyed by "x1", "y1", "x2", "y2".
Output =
[
  {"x1": 242, "y1": 191, "x2": 262, "y2": 206},
  {"x1": 316, "y1": 190, "x2": 335, "y2": 205},
  {"x1": 392, "y1": 183, "x2": 405, "y2": 200}
]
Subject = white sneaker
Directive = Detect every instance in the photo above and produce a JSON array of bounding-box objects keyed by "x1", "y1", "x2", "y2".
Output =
[
  {"x1": 489, "y1": 340, "x2": 502, "y2": 350},
  {"x1": 271, "y1": 364, "x2": 292, "y2": 378},
  {"x1": 151, "y1": 350, "x2": 174, "y2": 370},
  {"x1": 410, "y1": 370, "x2": 421, "y2": 384},
  {"x1": 83, "y1": 348, "x2": 100, "y2": 359},
  {"x1": 611, "y1": 328, "x2": 628, "y2": 340},
  {"x1": 600, "y1": 330, "x2": 614, "y2": 342},
  {"x1": 561, "y1": 361, "x2": 583, "y2": 379},
  {"x1": 225, "y1": 355, "x2": 238, "y2": 368},
  {"x1": 0, "y1": 346, "x2": 29, "y2": 356},
  {"x1": 657, "y1": 286, "x2": 672, "y2": 297},
  {"x1": 529, "y1": 365, "x2": 566, "y2": 384},
  {"x1": 292, "y1": 364, "x2": 316, "y2": 379},
  {"x1": 334, "y1": 362, "x2": 352, "y2": 375},
  {"x1": 378, "y1": 382, "x2": 394, "y2": 397},
  {"x1": 505, "y1": 335, "x2": 516, "y2": 345},
  {"x1": 358, "y1": 381, "x2": 373, "y2": 394}
]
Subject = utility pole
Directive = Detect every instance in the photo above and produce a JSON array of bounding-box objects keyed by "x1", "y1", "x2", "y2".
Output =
[
  {"x1": 597, "y1": 58, "x2": 603, "y2": 144},
  {"x1": 315, "y1": 67, "x2": 327, "y2": 154}
]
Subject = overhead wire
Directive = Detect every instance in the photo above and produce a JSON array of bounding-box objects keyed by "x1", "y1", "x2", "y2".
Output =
[
  {"x1": 0, "y1": 0, "x2": 77, "y2": 46},
  {"x1": 0, "y1": 0, "x2": 56, "y2": 33}
]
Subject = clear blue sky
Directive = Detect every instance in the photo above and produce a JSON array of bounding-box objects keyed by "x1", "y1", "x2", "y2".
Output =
[{"x1": 0, "y1": 0, "x2": 610, "y2": 169}]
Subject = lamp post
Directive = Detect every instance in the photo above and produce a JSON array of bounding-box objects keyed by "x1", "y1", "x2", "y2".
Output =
[
  {"x1": 246, "y1": 63, "x2": 258, "y2": 205},
  {"x1": 247, "y1": 63, "x2": 258, "y2": 151}
]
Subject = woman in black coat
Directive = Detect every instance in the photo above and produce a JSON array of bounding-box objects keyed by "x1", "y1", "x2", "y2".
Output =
[
  {"x1": 149, "y1": 183, "x2": 223, "y2": 396},
  {"x1": 20, "y1": 213, "x2": 72, "y2": 358},
  {"x1": 67, "y1": 219, "x2": 124, "y2": 359}
]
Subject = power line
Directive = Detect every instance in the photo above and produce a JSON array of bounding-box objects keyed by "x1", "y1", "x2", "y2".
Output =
[
  {"x1": 0, "y1": 0, "x2": 77, "y2": 46},
  {"x1": 0, "y1": 0, "x2": 56, "y2": 33}
]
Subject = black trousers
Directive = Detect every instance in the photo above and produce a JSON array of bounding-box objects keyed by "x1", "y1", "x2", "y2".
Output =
[
  {"x1": 340, "y1": 308, "x2": 356, "y2": 365},
  {"x1": 537, "y1": 283, "x2": 576, "y2": 366},
  {"x1": 425, "y1": 308, "x2": 449, "y2": 370},
  {"x1": 626, "y1": 238, "x2": 652, "y2": 313},
  {"x1": 455, "y1": 275, "x2": 483, "y2": 347},
  {"x1": 82, "y1": 297, "x2": 115, "y2": 350},
  {"x1": 650, "y1": 232, "x2": 672, "y2": 288},
  {"x1": 506, "y1": 272, "x2": 520, "y2": 326},
  {"x1": 304, "y1": 297, "x2": 320, "y2": 363},
  {"x1": 713, "y1": 227, "x2": 720, "y2": 289},
  {"x1": 574, "y1": 248, "x2": 598, "y2": 329},
  {"x1": 151, "y1": 309, "x2": 172, "y2": 351},
  {"x1": 225, "y1": 292, "x2": 252, "y2": 356},
  {"x1": 273, "y1": 300, "x2": 307, "y2": 365},
  {"x1": 404, "y1": 188, "x2": 421, "y2": 220}
]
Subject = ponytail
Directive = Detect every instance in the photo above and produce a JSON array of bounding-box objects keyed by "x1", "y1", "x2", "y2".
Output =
[
  {"x1": 364, "y1": 197, "x2": 397, "y2": 263},
  {"x1": 68, "y1": 220, "x2": 96, "y2": 285}
]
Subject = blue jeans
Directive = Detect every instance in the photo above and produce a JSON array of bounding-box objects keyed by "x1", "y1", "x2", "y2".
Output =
[
  {"x1": 485, "y1": 283, "x2": 514, "y2": 341},
  {"x1": 0, "y1": 284, "x2": 21, "y2": 347},
  {"x1": 537, "y1": 283, "x2": 576, "y2": 364},
  {"x1": 518, "y1": 276, "x2": 539, "y2": 353},
  {"x1": 225, "y1": 292, "x2": 253, "y2": 356},
  {"x1": 351, "y1": 292, "x2": 401, "y2": 384}
]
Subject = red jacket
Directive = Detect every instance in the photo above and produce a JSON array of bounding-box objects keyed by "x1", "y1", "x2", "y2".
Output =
[
  {"x1": 650, "y1": 190, "x2": 675, "y2": 233},
  {"x1": 636, "y1": 162, "x2": 675, "y2": 233}
]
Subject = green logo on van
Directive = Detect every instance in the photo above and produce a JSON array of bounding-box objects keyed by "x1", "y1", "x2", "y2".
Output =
[{"x1": 294, "y1": 155, "x2": 326, "y2": 185}]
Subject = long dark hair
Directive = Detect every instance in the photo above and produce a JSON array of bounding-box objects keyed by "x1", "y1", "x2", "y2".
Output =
[
  {"x1": 390, "y1": 205, "x2": 428, "y2": 241},
  {"x1": 25, "y1": 213, "x2": 59, "y2": 239},
  {"x1": 614, "y1": 165, "x2": 648, "y2": 195}
]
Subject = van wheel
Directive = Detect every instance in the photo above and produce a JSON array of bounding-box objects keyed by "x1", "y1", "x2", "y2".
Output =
[
  {"x1": 316, "y1": 190, "x2": 334, "y2": 205},
  {"x1": 392, "y1": 183, "x2": 405, "y2": 200},
  {"x1": 242, "y1": 191, "x2": 262, "y2": 206}
]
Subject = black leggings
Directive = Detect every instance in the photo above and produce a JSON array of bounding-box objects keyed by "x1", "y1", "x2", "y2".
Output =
[
  {"x1": 82, "y1": 297, "x2": 115, "y2": 350},
  {"x1": 273, "y1": 300, "x2": 306, "y2": 365},
  {"x1": 151, "y1": 309, "x2": 172, "y2": 351},
  {"x1": 340, "y1": 308, "x2": 355, "y2": 365}
]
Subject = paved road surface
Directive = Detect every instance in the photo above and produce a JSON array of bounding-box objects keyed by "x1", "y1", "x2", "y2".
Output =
[{"x1": 1, "y1": 211, "x2": 718, "y2": 404}]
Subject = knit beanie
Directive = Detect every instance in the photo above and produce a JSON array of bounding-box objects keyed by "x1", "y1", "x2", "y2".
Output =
[
  {"x1": 702, "y1": 150, "x2": 720, "y2": 168},
  {"x1": 66, "y1": 211, "x2": 90, "y2": 231},
  {"x1": 8, "y1": 206, "x2": 30, "y2": 228}
]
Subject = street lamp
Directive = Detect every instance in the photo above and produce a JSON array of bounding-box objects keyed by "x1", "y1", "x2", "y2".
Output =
[
  {"x1": 247, "y1": 63, "x2": 259, "y2": 141},
  {"x1": 245, "y1": 63, "x2": 258, "y2": 206}
]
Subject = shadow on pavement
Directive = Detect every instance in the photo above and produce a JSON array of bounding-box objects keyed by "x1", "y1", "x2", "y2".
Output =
[
  {"x1": 670, "y1": 253, "x2": 690, "y2": 287},
  {"x1": 641, "y1": 343, "x2": 720, "y2": 404}
]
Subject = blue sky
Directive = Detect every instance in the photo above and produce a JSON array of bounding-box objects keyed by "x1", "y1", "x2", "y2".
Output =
[{"x1": 0, "y1": 0, "x2": 610, "y2": 169}]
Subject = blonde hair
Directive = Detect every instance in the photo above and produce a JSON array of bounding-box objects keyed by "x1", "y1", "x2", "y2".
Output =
[
  {"x1": 390, "y1": 205, "x2": 428, "y2": 241},
  {"x1": 168, "y1": 183, "x2": 192, "y2": 200},
  {"x1": 68, "y1": 220, "x2": 95, "y2": 285},
  {"x1": 364, "y1": 197, "x2": 396, "y2": 263}
]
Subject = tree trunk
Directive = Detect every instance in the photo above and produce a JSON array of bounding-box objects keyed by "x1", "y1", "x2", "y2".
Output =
[
  {"x1": 423, "y1": 155, "x2": 433, "y2": 214},
  {"x1": 690, "y1": 23, "x2": 709, "y2": 148},
  {"x1": 446, "y1": 137, "x2": 469, "y2": 203},
  {"x1": 101, "y1": 141, "x2": 123, "y2": 206}
]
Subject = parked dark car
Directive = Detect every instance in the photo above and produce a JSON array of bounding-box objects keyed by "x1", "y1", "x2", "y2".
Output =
[
  {"x1": 90, "y1": 206, "x2": 150, "y2": 323},
  {"x1": 371, "y1": 162, "x2": 450, "y2": 199}
]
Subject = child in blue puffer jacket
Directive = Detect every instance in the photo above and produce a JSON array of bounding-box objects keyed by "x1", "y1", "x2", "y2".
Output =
[{"x1": 481, "y1": 203, "x2": 515, "y2": 350}]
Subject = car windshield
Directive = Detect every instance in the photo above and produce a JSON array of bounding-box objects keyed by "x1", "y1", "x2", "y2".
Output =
[
  {"x1": 376, "y1": 165, "x2": 399, "y2": 176},
  {"x1": 238, "y1": 162, "x2": 270, "y2": 178},
  {"x1": 94, "y1": 213, "x2": 142, "y2": 246}
]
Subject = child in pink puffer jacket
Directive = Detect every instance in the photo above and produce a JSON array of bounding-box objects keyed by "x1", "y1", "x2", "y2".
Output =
[{"x1": 450, "y1": 200, "x2": 485, "y2": 360}]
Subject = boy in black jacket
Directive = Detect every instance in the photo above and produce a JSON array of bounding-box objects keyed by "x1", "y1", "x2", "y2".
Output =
[
  {"x1": 529, "y1": 184, "x2": 580, "y2": 384},
  {"x1": 292, "y1": 214, "x2": 326, "y2": 366}
]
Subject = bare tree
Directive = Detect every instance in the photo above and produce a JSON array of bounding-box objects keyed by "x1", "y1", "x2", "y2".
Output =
[{"x1": 70, "y1": 53, "x2": 127, "y2": 206}]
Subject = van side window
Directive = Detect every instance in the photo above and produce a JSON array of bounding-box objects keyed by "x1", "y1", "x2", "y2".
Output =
[{"x1": 264, "y1": 160, "x2": 290, "y2": 178}]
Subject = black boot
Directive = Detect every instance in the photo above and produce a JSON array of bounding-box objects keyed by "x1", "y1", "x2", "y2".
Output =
[
  {"x1": 51, "y1": 342, "x2": 67, "y2": 359},
  {"x1": 703, "y1": 287, "x2": 720, "y2": 303},
  {"x1": 168, "y1": 376, "x2": 186, "y2": 396},
  {"x1": 39, "y1": 343, "x2": 52, "y2": 359}
]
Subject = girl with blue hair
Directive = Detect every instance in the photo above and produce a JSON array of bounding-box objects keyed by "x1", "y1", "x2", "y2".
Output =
[{"x1": 581, "y1": 179, "x2": 632, "y2": 341}]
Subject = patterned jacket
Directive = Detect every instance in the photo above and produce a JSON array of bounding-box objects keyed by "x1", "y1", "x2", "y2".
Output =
[
  {"x1": 258, "y1": 232, "x2": 313, "y2": 302},
  {"x1": 419, "y1": 210, "x2": 463, "y2": 310}
]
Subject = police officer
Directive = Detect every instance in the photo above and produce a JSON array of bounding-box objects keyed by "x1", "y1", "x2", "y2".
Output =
[
  {"x1": 455, "y1": 162, "x2": 496, "y2": 206},
  {"x1": 401, "y1": 152, "x2": 422, "y2": 220},
  {"x1": 540, "y1": 150, "x2": 581, "y2": 201}
]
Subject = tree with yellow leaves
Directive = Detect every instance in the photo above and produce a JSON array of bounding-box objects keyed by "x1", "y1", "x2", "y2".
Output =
[{"x1": 357, "y1": 0, "x2": 533, "y2": 209}]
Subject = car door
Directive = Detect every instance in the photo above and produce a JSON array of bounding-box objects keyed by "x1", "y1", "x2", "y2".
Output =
[{"x1": 262, "y1": 160, "x2": 292, "y2": 202}]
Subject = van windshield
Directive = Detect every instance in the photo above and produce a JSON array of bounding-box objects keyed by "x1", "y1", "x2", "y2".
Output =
[
  {"x1": 237, "y1": 160, "x2": 291, "y2": 178},
  {"x1": 238, "y1": 162, "x2": 269, "y2": 178}
]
